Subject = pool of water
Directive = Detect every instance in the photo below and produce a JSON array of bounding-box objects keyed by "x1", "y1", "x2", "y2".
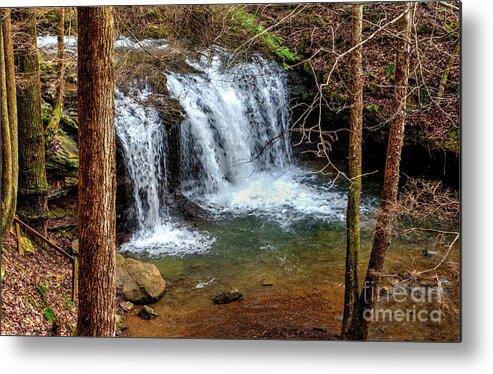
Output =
[{"x1": 123, "y1": 161, "x2": 460, "y2": 341}]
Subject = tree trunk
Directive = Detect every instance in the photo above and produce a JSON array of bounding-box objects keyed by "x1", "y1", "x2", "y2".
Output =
[
  {"x1": 1, "y1": 9, "x2": 18, "y2": 240},
  {"x1": 437, "y1": 42, "x2": 459, "y2": 103},
  {"x1": 14, "y1": 9, "x2": 49, "y2": 236},
  {"x1": 1, "y1": 18, "x2": 14, "y2": 239},
  {"x1": 77, "y1": 6, "x2": 116, "y2": 337},
  {"x1": 45, "y1": 7, "x2": 65, "y2": 137},
  {"x1": 341, "y1": 3, "x2": 364, "y2": 339},
  {"x1": 348, "y1": 3, "x2": 412, "y2": 340}
]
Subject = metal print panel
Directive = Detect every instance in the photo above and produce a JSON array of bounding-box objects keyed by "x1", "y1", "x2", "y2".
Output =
[{"x1": 0, "y1": 1, "x2": 461, "y2": 341}]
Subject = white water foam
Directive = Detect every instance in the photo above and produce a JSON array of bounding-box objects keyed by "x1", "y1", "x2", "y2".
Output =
[
  {"x1": 115, "y1": 86, "x2": 214, "y2": 256},
  {"x1": 166, "y1": 51, "x2": 351, "y2": 226}
]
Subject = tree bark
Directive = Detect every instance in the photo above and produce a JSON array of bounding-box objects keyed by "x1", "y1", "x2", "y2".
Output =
[
  {"x1": 45, "y1": 7, "x2": 65, "y2": 137},
  {"x1": 348, "y1": 3, "x2": 412, "y2": 340},
  {"x1": 1, "y1": 18, "x2": 14, "y2": 239},
  {"x1": 437, "y1": 42, "x2": 459, "y2": 103},
  {"x1": 1, "y1": 9, "x2": 18, "y2": 240},
  {"x1": 341, "y1": 3, "x2": 364, "y2": 339},
  {"x1": 14, "y1": 9, "x2": 49, "y2": 236},
  {"x1": 77, "y1": 6, "x2": 116, "y2": 337}
]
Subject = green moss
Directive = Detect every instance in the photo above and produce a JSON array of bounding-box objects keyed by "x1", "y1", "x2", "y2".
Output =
[
  {"x1": 44, "y1": 305, "x2": 56, "y2": 324},
  {"x1": 445, "y1": 127, "x2": 460, "y2": 153},
  {"x1": 21, "y1": 236, "x2": 37, "y2": 255},
  {"x1": 364, "y1": 104, "x2": 379, "y2": 113},
  {"x1": 61, "y1": 114, "x2": 78, "y2": 130},
  {"x1": 45, "y1": 130, "x2": 79, "y2": 177},
  {"x1": 48, "y1": 207, "x2": 69, "y2": 219},
  {"x1": 384, "y1": 61, "x2": 396, "y2": 79},
  {"x1": 145, "y1": 24, "x2": 170, "y2": 39},
  {"x1": 46, "y1": 10, "x2": 59, "y2": 23},
  {"x1": 230, "y1": 7, "x2": 300, "y2": 68},
  {"x1": 62, "y1": 290, "x2": 74, "y2": 310},
  {"x1": 42, "y1": 101, "x2": 53, "y2": 126},
  {"x1": 35, "y1": 280, "x2": 49, "y2": 302}
]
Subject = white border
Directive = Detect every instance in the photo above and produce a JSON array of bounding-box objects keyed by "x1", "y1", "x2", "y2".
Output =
[{"x1": 2, "y1": 0, "x2": 493, "y2": 373}]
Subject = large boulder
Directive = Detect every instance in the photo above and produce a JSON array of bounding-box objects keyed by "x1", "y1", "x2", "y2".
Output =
[{"x1": 116, "y1": 254, "x2": 166, "y2": 304}]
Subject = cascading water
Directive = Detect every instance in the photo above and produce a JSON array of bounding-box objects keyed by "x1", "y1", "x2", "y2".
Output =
[
  {"x1": 167, "y1": 53, "x2": 293, "y2": 194},
  {"x1": 115, "y1": 85, "x2": 213, "y2": 256},
  {"x1": 166, "y1": 52, "x2": 348, "y2": 224},
  {"x1": 115, "y1": 86, "x2": 167, "y2": 231}
]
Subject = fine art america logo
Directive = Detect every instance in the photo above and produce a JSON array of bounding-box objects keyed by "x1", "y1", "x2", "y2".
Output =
[{"x1": 362, "y1": 280, "x2": 444, "y2": 323}]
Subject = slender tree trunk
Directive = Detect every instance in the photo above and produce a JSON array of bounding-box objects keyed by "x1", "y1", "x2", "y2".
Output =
[
  {"x1": 348, "y1": 3, "x2": 412, "y2": 340},
  {"x1": 14, "y1": 9, "x2": 49, "y2": 235},
  {"x1": 1, "y1": 19, "x2": 13, "y2": 239},
  {"x1": 46, "y1": 7, "x2": 65, "y2": 137},
  {"x1": 1, "y1": 9, "x2": 18, "y2": 240},
  {"x1": 77, "y1": 6, "x2": 116, "y2": 337},
  {"x1": 341, "y1": 3, "x2": 364, "y2": 339},
  {"x1": 437, "y1": 42, "x2": 459, "y2": 103}
]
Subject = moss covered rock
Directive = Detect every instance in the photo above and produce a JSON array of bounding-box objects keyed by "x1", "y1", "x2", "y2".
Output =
[
  {"x1": 45, "y1": 130, "x2": 79, "y2": 178},
  {"x1": 138, "y1": 305, "x2": 158, "y2": 320},
  {"x1": 21, "y1": 236, "x2": 37, "y2": 255}
]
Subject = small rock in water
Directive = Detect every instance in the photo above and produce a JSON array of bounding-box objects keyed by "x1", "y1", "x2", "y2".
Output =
[
  {"x1": 213, "y1": 288, "x2": 243, "y2": 304},
  {"x1": 120, "y1": 301, "x2": 134, "y2": 312},
  {"x1": 138, "y1": 305, "x2": 158, "y2": 320},
  {"x1": 196, "y1": 278, "x2": 215, "y2": 289}
]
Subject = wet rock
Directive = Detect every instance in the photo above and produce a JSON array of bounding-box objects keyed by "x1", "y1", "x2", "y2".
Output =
[
  {"x1": 213, "y1": 288, "x2": 243, "y2": 304},
  {"x1": 174, "y1": 190, "x2": 209, "y2": 221},
  {"x1": 116, "y1": 254, "x2": 166, "y2": 304},
  {"x1": 120, "y1": 301, "x2": 134, "y2": 312},
  {"x1": 138, "y1": 305, "x2": 158, "y2": 320}
]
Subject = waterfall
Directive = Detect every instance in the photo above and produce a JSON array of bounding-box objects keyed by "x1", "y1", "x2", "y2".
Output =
[
  {"x1": 167, "y1": 53, "x2": 293, "y2": 195},
  {"x1": 38, "y1": 35, "x2": 355, "y2": 257},
  {"x1": 166, "y1": 52, "x2": 343, "y2": 223},
  {"x1": 115, "y1": 85, "x2": 167, "y2": 232},
  {"x1": 116, "y1": 49, "x2": 349, "y2": 256},
  {"x1": 115, "y1": 85, "x2": 213, "y2": 256}
]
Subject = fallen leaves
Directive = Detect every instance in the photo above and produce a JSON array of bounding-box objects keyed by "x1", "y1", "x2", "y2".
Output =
[{"x1": 1, "y1": 233, "x2": 77, "y2": 336}]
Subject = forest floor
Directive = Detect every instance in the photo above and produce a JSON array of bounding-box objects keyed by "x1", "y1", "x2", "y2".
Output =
[{"x1": 1, "y1": 216, "x2": 78, "y2": 336}]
